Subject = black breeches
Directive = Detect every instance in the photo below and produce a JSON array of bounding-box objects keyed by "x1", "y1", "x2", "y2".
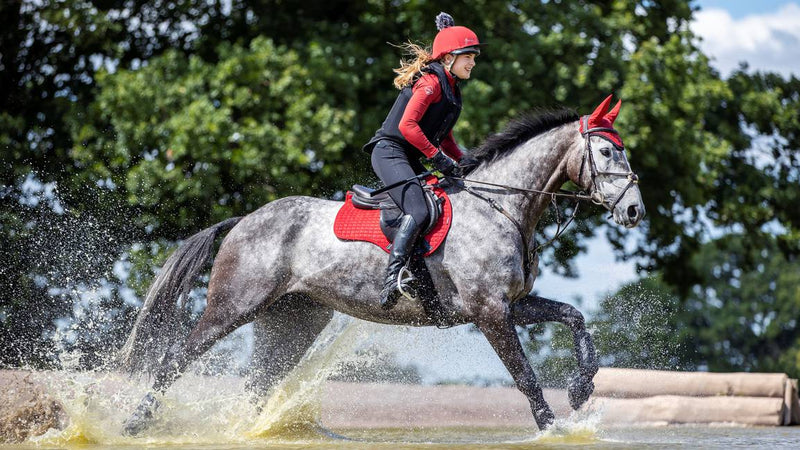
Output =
[{"x1": 370, "y1": 140, "x2": 430, "y2": 229}]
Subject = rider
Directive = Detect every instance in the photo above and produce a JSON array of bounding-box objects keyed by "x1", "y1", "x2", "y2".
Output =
[{"x1": 363, "y1": 12, "x2": 481, "y2": 310}]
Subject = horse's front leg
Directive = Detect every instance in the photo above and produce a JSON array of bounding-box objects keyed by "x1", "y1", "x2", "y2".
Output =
[
  {"x1": 475, "y1": 301, "x2": 555, "y2": 430},
  {"x1": 510, "y1": 294, "x2": 598, "y2": 410}
]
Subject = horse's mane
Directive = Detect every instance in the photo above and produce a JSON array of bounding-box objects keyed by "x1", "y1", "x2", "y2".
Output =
[{"x1": 471, "y1": 108, "x2": 580, "y2": 166}]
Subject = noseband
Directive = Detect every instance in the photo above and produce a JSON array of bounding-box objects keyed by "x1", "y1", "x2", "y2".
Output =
[{"x1": 579, "y1": 117, "x2": 640, "y2": 212}]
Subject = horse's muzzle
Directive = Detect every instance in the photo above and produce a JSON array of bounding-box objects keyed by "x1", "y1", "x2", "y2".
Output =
[{"x1": 621, "y1": 203, "x2": 645, "y2": 228}]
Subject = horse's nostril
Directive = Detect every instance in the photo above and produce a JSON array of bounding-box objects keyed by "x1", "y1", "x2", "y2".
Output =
[{"x1": 627, "y1": 205, "x2": 639, "y2": 220}]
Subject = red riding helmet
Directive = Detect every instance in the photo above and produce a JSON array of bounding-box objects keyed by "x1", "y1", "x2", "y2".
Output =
[{"x1": 432, "y1": 13, "x2": 483, "y2": 60}]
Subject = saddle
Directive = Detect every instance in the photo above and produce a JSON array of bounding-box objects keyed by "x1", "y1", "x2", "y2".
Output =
[
  {"x1": 333, "y1": 177, "x2": 452, "y2": 256},
  {"x1": 350, "y1": 182, "x2": 443, "y2": 245}
]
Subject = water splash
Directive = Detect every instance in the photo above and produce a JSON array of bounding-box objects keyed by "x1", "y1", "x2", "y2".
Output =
[
  {"x1": 533, "y1": 407, "x2": 603, "y2": 444},
  {"x1": 246, "y1": 313, "x2": 360, "y2": 438},
  {"x1": 26, "y1": 312, "x2": 368, "y2": 446}
]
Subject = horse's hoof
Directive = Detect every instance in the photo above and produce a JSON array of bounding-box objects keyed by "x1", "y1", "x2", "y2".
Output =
[
  {"x1": 533, "y1": 404, "x2": 555, "y2": 430},
  {"x1": 122, "y1": 416, "x2": 148, "y2": 437},
  {"x1": 567, "y1": 373, "x2": 595, "y2": 410},
  {"x1": 122, "y1": 392, "x2": 159, "y2": 436}
]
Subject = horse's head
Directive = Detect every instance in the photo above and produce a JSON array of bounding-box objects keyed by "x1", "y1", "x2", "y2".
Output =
[{"x1": 570, "y1": 96, "x2": 645, "y2": 228}]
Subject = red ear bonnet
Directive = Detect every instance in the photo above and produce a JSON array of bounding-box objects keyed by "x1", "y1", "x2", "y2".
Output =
[
  {"x1": 580, "y1": 95, "x2": 623, "y2": 147},
  {"x1": 606, "y1": 99, "x2": 621, "y2": 123}
]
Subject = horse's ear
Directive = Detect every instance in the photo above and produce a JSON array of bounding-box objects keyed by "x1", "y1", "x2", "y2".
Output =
[
  {"x1": 590, "y1": 95, "x2": 613, "y2": 121},
  {"x1": 606, "y1": 99, "x2": 621, "y2": 124}
]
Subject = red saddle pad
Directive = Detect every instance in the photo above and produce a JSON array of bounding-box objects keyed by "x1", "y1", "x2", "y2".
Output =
[{"x1": 333, "y1": 186, "x2": 452, "y2": 256}]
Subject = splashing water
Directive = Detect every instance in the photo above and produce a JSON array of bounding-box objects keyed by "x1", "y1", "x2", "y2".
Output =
[
  {"x1": 533, "y1": 408, "x2": 604, "y2": 445},
  {"x1": 26, "y1": 313, "x2": 371, "y2": 446},
  {"x1": 11, "y1": 313, "x2": 612, "y2": 448},
  {"x1": 246, "y1": 313, "x2": 361, "y2": 438}
]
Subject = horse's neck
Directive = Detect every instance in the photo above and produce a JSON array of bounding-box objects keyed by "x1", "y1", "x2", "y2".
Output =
[{"x1": 473, "y1": 126, "x2": 573, "y2": 237}]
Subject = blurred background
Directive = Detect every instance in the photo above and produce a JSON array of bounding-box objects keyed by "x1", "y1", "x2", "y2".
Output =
[{"x1": 1, "y1": 0, "x2": 799, "y2": 386}]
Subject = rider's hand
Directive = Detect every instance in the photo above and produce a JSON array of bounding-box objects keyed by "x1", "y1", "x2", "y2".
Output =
[
  {"x1": 458, "y1": 155, "x2": 479, "y2": 176},
  {"x1": 430, "y1": 151, "x2": 461, "y2": 177}
]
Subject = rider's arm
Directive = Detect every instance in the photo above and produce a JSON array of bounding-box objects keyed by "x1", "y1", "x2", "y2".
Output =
[{"x1": 398, "y1": 74, "x2": 441, "y2": 158}]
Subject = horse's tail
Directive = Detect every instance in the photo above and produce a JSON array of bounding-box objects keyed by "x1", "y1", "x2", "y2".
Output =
[{"x1": 117, "y1": 217, "x2": 242, "y2": 374}]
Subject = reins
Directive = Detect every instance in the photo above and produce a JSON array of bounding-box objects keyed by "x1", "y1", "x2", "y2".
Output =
[{"x1": 450, "y1": 176, "x2": 597, "y2": 203}]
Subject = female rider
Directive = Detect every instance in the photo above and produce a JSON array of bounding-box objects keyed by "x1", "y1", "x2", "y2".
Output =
[{"x1": 363, "y1": 12, "x2": 481, "y2": 310}]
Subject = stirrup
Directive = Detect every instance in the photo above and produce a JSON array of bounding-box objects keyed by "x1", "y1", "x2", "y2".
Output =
[{"x1": 396, "y1": 266, "x2": 418, "y2": 301}]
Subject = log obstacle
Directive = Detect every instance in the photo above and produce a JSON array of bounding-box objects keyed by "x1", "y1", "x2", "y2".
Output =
[{"x1": 585, "y1": 368, "x2": 800, "y2": 426}]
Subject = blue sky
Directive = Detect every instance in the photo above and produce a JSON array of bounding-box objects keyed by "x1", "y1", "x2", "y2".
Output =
[
  {"x1": 691, "y1": 1, "x2": 800, "y2": 77},
  {"x1": 695, "y1": 0, "x2": 793, "y2": 18}
]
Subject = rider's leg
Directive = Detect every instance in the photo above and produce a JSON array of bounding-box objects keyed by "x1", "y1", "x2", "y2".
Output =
[
  {"x1": 371, "y1": 141, "x2": 430, "y2": 309},
  {"x1": 379, "y1": 214, "x2": 422, "y2": 309}
]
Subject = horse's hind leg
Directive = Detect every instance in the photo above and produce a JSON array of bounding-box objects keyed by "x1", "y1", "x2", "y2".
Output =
[
  {"x1": 511, "y1": 294, "x2": 598, "y2": 410},
  {"x1": 124, "y1": 272, "x2": 275, "y2": 435},
  {"x1": 245, "y1": 294, "x2": 333, "y2": 399}
]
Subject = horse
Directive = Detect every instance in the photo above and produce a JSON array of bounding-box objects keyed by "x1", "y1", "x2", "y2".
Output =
[{"x1": 118, "y1": 95, "x2": 644, "y2": 435}]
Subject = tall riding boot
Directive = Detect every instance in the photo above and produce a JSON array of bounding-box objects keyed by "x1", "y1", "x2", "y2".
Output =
[{"x1": 380, "y1": 215, "x2": 422, "y2": 310}]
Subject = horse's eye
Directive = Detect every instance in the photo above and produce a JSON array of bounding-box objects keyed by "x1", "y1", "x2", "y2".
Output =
[{"x1": 600, "y1": 148, "x2": 612, "y2": 157}]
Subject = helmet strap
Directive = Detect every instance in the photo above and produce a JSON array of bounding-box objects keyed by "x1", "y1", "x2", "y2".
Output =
[{"x1": 444, "y1": 54, "x2": 458, "y2": 78}]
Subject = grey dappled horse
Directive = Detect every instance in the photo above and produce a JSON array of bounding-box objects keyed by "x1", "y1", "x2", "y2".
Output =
[{"x1": 119, "y1": 98, "x2": 644, "y2": 435}]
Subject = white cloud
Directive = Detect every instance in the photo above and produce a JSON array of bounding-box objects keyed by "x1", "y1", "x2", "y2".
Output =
[{"x1": 690, "y1": 3, "x2": 800, "y2": 77}]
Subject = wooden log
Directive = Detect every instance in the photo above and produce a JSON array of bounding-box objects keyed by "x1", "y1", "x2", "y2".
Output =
[
  {"x1": 593, "y1": 368, "x2": 789, "y2": 398},
  {"x1": 587, "y1": 395, "x2": 785, "y2": 426},
  {"x1": 783, "y1": 378, "x2": 800, "y2": 425}
]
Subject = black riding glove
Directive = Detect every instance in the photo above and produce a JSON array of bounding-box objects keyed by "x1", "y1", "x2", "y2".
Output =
[
  {"x1": 458, "y1": 155, "x2": 479, "y2": 176},
  {"x1": 430, "y1": 151, "x2": 461, "y2": 177}
]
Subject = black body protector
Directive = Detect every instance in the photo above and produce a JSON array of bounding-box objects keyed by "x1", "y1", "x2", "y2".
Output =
[{"x1": 363, "y1": 62, "x2": 462, "y2": 155}]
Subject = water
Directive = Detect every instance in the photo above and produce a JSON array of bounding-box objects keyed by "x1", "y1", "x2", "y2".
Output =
[
  {"x1": 3, "y1": 314, "x2": 799, "y2": 448},
  {"x1": 6, "y1": 424, "x2": 800, "y2": 448}
]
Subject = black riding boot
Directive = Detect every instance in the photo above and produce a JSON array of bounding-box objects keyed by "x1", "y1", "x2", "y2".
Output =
[{"x1": 380, "y1": 215, "x2": 422, "y2": 310}]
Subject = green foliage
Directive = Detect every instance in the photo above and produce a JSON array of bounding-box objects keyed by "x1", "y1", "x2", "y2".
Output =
[
  {"x1": 682, "y1": 236, "x2": 800, "y2": 378},
  {"x1": 72, "y1": 38, "x2": 357, "y2": 234}
]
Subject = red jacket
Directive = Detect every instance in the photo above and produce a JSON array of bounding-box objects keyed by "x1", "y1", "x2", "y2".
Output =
[{"x1": 399, "y1": 71, "x2": 463, "y2": 160}]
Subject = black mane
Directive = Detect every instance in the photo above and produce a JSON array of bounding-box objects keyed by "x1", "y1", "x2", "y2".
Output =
[{"x1": 471, "y1": 108, "x2": 579, "y2": 165}]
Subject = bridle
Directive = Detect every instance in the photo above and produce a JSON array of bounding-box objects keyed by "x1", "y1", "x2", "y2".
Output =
[
  {"x1": 578, "y1": 116, "x2": 640, "y2": 212},
  {"x1": 451, "y1": 117, "x2": 640, "y2": 280}
]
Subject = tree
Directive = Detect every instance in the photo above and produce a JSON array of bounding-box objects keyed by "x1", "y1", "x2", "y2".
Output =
[
  {"x1": 71, "y1": 38, "x2": 358, "y2": 235},
  {"x1": 680, "y1": 235, "x2": 800, "y2": 378},
  {"x1": 0, "y1": 0, "x2": 244, "y2": 368}
]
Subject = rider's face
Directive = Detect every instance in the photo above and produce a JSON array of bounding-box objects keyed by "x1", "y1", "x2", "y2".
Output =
[{"x1": 448, "y1": 53, "x2": 477, "y2": 79}]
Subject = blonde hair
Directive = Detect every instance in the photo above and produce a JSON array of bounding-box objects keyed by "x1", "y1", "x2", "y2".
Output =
[{"x1": 392, "y1": 41, "x2": 434, "y2": 90}]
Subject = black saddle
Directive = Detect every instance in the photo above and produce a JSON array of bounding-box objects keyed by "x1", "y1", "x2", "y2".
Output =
[{"x1": 350, "y1": 183, "x2": 444, "y2": 246}]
